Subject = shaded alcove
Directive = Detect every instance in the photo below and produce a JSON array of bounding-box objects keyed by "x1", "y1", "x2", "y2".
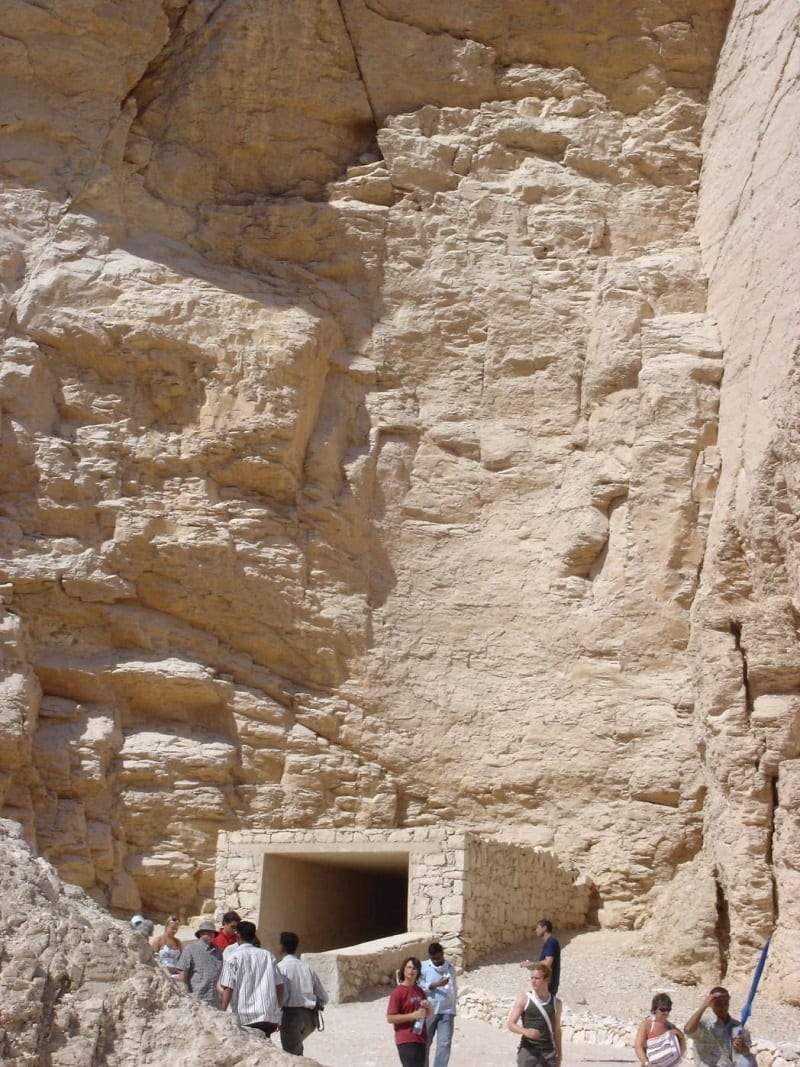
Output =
[{"x1": 258, "y1": 848, "x2": 409, "y2": 953}]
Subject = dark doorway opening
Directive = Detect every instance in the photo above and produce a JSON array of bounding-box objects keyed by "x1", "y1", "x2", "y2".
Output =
[{"x1": 259, "y1": 849, "x2": 409, "y2": 952}]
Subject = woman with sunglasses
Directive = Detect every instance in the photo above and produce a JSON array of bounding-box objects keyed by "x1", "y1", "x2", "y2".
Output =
[{"x1": 634, "y1": 993, "x2": 687, "y2": 1067}]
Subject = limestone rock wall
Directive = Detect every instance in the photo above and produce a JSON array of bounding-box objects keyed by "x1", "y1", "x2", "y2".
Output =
[
  {"x1": 1, "y1": 0, "x2": 795, "y2": 1006},
  {"x1": 691, "y1": 0, "x2": 800, "y2": 1001}
]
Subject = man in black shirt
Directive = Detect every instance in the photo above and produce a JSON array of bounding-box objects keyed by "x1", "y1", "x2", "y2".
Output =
[{"x1": 521, "y1": 918, "x2": 561, "y2": 996}]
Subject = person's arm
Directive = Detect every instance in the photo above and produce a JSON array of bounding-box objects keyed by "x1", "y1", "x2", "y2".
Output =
[
  {"x1": 541, "y1": 936, "x2": 556, "y2": 969},
  {"x1": 732, "y1": 1027, "x2": 751, "y2": 1055},
  {"x1": 634, "y1": 1019, "x2": 650, "y2": 1066},
  {"x1": 554, "y1": 998, "x2": 563, "y2": 1064},
  {"x1": 219, "y1": 985, "x2": 232, "y2": 1011},
  {"x1": 506, "y1": 993, "x2": 540, "y2": 1041},
  {"x1": 672, "y1": 1026, "x2": 687, "y2": 1058},
  {"x1": 685, "y1": 992, "x2": 715, "y2": 1035},
  {"x1": 420, "y1": 962, "x2": 447, "y2": 992},
  {"x1": 312, "y1": 971, "x2": 328, "y2": 1007},
  {"x1": 386, "y1": 1005, "x2": 427, "y2": 1024}
]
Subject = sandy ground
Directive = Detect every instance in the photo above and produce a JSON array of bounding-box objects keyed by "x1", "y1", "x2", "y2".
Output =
[
  {"x1": 300, "y1": 995, "x2": 636, "y2": 1067},
  {"x1": 296, "y1": 930, "x2": 799, "y2": 1066}
]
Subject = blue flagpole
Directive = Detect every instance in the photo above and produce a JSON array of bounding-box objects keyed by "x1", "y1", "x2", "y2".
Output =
[{"x1": 740, "y1": 937, "x2": 771, "y2": 1026}]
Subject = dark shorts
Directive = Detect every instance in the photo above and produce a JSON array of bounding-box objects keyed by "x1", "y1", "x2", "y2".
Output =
[
  {"x1": 517, "y1": 1045, "x2": 558, "y2": 1067},
  {"x1": 397, "y1": 1042, "x2": 427, "y2": 1067}
]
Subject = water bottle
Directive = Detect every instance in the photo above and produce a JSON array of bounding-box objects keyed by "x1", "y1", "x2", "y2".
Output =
[{"x1": 412, "y1": 1000, "x2": 428, "y2": 1035}]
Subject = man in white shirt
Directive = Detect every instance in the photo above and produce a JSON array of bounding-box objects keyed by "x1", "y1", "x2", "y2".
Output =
[
  {"x1": 277, "y1": 930, "x2": 328, "y2": 1056},
  {"x1": 420, "y1": 941, "x2": 458, "y2": 1067},
  {"x1": 218, "y1": 921, "x2": 284, "y2": 1038}
]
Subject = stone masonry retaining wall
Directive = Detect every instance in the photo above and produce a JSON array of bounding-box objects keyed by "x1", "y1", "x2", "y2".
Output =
[
  {"x1": 461, "y1": 836, "x2": 592, "y2": 966},
  {"x1": 214, "y1": 826, "x2": 591, "y2": 966}
]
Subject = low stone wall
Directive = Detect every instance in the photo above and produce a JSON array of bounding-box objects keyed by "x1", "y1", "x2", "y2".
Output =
[
  {"x1": 305, "y1": 931, "x2": 432, "y2": 1002},
  {"x1": 458, "y1": 986, "x2": 800, "y2": 1067},
  {"x1": 461, "y1": 835, "x2": 592, "y2": 966}
]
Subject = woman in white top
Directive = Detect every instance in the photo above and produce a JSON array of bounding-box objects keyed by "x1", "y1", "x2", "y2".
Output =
[{"x1": 151, "y1": 916, "x2": 183, "y2": 976}]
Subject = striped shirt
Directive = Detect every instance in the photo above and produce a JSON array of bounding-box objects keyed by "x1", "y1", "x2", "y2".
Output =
[
  {"x1": 277, "y1": 954, "x2": 328, "y2": 1009},
  {"x1": 177, "y1": 939, "x2": 222, "y2": 1008},
  {"x1": 219, "y1": 943, "x2": 284, "y2": 1025}
]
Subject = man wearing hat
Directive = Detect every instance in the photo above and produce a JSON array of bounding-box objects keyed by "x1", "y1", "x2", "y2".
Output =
[{"x1": 177, "y1": 920, "x2": 223, "y2": 1008}]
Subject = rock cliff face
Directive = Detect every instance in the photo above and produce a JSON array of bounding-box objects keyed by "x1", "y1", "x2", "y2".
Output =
[
  {"x1": 0, "y1": 0, "x2": 797, "y2": 1005},
  {"x1": 690, "y1": 0, "x2": 800, "y2": 1002}
]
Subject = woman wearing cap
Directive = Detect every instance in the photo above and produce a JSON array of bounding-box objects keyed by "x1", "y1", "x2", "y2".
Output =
[
  {"x1": 151, "y1": 916, "x2": 183, "y2": 977},
  {"x1": 130, "y1": 913, "x2": 154, "y2": 937}
]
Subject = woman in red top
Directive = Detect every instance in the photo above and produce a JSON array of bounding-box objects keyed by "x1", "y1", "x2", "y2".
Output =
[
  {"x1": 386, "y1": 956, "x2": 432, "y2": 1067},
  {"x1": 212, "y1": 910, "x2": 240, "y2": 951}
]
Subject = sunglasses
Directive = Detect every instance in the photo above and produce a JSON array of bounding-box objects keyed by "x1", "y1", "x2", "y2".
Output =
[{"x1": 655, "y1": 1008, "x2": 671, "y2": 1013}]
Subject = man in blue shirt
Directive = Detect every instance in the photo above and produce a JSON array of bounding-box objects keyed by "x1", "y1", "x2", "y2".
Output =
[
  {"x1": 420, "y1": 941, "x2": 457, "y2": 1067},
  {"x1": 522, "y1": 918, "x2": 561, "y2": 996}
]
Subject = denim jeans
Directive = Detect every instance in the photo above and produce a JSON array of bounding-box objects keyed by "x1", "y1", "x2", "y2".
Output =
[{"x1": 426, "y1": 1013, "x2": 454, "y2": 1067}]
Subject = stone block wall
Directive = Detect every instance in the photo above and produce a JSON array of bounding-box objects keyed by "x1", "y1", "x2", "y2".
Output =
[
  {"x1": 461, "y1": 835, "x2": 592, "y2": 966},
  {"x1": 214, "y1": 826, "x2": 591, "y2": 967}
]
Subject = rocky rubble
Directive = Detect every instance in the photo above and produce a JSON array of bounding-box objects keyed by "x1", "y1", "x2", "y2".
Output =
[{"x1": 0, "y1": 819, "x2": 316, "y2": 1065}]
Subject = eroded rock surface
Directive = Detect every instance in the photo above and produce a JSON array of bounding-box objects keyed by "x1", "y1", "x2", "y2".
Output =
[
  {"x1": 0, "y1": 819, "x2": 316, "y2": 1065},
  {"x1": 0, "y1": 0, "x2": 797, "y2": 1014}
]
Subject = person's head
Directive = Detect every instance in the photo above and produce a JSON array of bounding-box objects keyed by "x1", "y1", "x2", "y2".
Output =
[
  {"x1": 195, "y1": 920, "x2": 216, "y2": 943},
  {"x1": 400, "y1": 956, "x2": 421, "y2": 984},
  {"x1": 237, "y1": 920, "x2": 258, "y2": 944},
  {"x1": 220, "y1": 911, "x2": 240, "y2": 936},
  {"x1": 709, "y1": 987, "x2": 731, "y2": 1019},
  {"x1": 651, "y1": 993, "x2": 673, "y2": 1017},
  {"x1": 536, "y1": 919, "x2": 553, "y2": 940},
  {"x1": 428, "y1": 941, "x2": 445, "y2": 967},
  {"x1": 530, "y1": 962, "x2": 551, "y2": 994},
  {"x1": 165, "y1": 915, "x2": 180, "y2": 936},
  {"x1": 280, "y1": 931, "x2": 299, "y2": 956}
]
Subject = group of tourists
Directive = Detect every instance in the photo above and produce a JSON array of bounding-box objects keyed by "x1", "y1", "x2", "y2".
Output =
[
  {"x1": 387, "y1": 920, "x2": 759, "y2": 1067},
  {"x1": 130, "y1": 910, "x2": 759, "y2": 1067},
  {"x1": 131, "y1": 910, "x2": 327, "y2": 1057}
]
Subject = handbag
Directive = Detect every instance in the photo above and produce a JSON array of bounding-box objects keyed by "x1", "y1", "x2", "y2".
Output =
[
  {"x1": 312, "y1": 998, "x2": 325, "y2": 1032},
  {"x1": 646, "y1": 1026, "x2": 682, "y2": 1067}
]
